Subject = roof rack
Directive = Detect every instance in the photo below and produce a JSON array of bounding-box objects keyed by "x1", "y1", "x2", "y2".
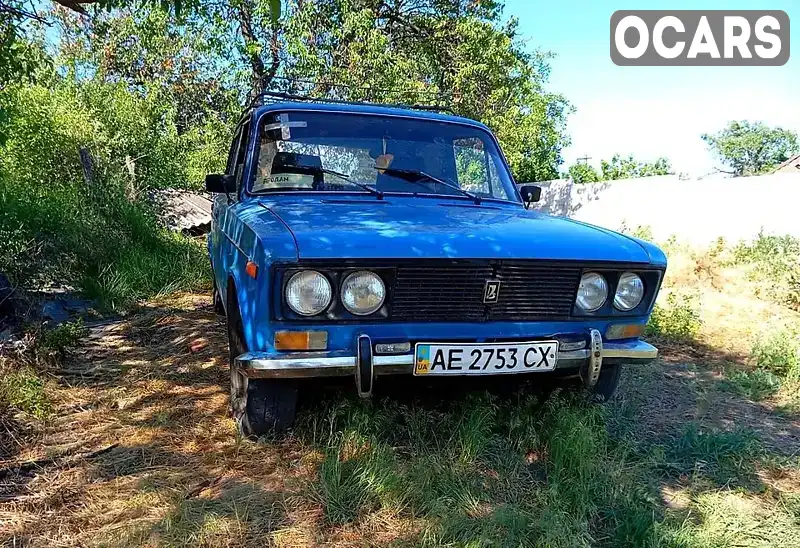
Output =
[{"x1": 243, "y1": 83, "x2": 456, "y2": 116}]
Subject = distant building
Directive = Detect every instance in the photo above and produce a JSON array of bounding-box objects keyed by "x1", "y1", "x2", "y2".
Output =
[{"x1": 774, "y1": 153, "x2": 800, "y2": 174}]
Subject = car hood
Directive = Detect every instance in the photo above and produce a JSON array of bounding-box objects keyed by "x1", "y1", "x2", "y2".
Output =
[{"x1": 261, "y1": 197, "x2": 651, "y2": 263}]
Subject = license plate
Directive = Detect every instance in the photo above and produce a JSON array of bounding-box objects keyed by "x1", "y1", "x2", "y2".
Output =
[{"x1": 413, "y1": 341, "x2": 559, "y2": 376}]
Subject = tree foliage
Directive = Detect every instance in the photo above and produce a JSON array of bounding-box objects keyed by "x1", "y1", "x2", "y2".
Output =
[
  {"x1": 600, "y1": 154, "x2": 672, "y2": 180},
  {"x1": 568, "y1": 162, "x2": 600, "y2": 184},
  {"x1": 702, "y1": 121, "x2": 799, "y2": 176},
  {"x1": 281, "y1": 0, "x2": 569, "y2": 181},
  {"x1": 0, "y1": 0, "x2": 572, "y2": 300}
]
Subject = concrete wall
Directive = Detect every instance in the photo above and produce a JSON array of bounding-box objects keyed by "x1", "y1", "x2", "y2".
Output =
[{"x1": 530, "y1": 173, "x2": 800, "y2": 245}]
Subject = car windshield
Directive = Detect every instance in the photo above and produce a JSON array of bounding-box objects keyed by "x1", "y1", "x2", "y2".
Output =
[{"x1": 251, "y1": 111, "x2": 517, "y2": 202}]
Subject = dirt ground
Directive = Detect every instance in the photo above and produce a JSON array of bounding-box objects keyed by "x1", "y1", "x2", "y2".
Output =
[{"x1": 1, "y1": 291, "x2": 799, "y2": 547}]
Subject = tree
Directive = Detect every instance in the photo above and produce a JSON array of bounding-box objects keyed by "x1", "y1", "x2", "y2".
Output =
[
  {"x1": 568, "y1": 162, "x2": 600, "y2": 184},
  {"x1": 600, "y1": 154, "x2": 672, "y2": 180},
  {"x1": 281, "y1": 0, "x2": 570, "y2": 181},
  {"x1": 702, "y1": 121, "x2": 799, "y2": 176}
]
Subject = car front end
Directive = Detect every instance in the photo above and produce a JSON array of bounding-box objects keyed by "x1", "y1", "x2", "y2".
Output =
[
  {"x1": 210, "y1": 100, "x2": 666, "y2": 434},
  {"x1": 236, "y1": 252, "x2": 664, "y2": 396}
]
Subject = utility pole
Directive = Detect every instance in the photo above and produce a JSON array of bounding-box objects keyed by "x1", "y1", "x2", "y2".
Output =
[{"x1": 577, "y1": 154, "x2": 592, "y2": 165}]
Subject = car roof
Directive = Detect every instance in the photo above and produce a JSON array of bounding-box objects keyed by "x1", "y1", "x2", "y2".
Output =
[{"x1": 251, "y1": 101, "x2": 492, "y2": 132}]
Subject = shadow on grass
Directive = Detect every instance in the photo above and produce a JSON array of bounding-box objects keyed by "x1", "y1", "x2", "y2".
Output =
[{"x1": 4, "y1": 294, "x2": 798, "y2": 546}]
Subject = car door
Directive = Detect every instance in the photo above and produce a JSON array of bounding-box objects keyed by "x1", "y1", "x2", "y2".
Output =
[{"x1": 210, "y1": 122, "x2": 246, "y2": 294}]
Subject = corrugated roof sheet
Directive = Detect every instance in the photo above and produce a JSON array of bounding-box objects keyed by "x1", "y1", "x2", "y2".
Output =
[{"x1": 150, "y1": 189, "x2": 212, "y2": 235}]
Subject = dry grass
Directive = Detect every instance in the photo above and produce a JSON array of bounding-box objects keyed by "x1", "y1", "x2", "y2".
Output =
[{"x1": 1, "y1": 242, "x2": 799, "y2": 547}]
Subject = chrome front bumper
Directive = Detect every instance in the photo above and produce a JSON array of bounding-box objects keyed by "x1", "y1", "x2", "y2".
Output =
[{"x1": 235, "y1": 334, "x2": 658, "y2": 380}]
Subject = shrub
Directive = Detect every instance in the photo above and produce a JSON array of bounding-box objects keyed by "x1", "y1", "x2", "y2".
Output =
[
  {"x1": 40, "y1": 319, "x2": 89, "y2": 354},
  {"x1": 751, "y1": 329, "x2": 800, "y2": 382},
  {"x1": 0, "y1": 365, "x2": 51, "y2": 419},
  {"x1": 646, "y1": 293, "x2": 702, "y2": 341},
  {"x1": 0, "y1": 82, "x2": 214, "y2": 309},
  {"x1": 733, "y1": 232, "x2": 800, "y2": 310}
]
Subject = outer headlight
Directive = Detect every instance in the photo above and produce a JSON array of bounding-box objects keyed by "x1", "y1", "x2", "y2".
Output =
[
  {"x1": 614, "y1": 272, "x2": 645, "y2": 311},
  {"x1": 285, "y1": 270, "x2": 332, "y2": 316},
  {"x1": 576, "y1": 272, "x2": 609, "y2": 312},
  {"x1": 341, "y1": 271, "x2": 386, "y2": 316}
]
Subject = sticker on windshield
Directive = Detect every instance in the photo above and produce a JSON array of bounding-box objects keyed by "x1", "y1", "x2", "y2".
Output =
[
  {"x1": 264, "y1": 113, "x2": 308, "y2": 140},
  {"x1": 263, "y1": 173, "x2": 314, "y2": 187}
]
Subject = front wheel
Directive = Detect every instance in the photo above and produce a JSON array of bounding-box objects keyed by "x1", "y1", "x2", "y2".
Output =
[
  {"x1": 227, "y1": 296, "x2": 298, "y2": 437},
  {"x1": 212, "y1": 278, "x2": 226, "y2": 316},
  {"x1": 588, "y1": 363, "x2": 622, "y2": 403}
]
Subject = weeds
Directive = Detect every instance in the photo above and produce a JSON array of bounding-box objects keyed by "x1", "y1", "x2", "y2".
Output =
[
  {"x1": 40, "y1": 318, "x2": 89, "y2": 353},
  {"x1": 751, "y1": 329, "x2": 800, "y2": 382},
  {"x1": 646, "y1": 292, "x2": 702, "y2": 341},
  {"x1": 300, "y1": 392, "x2": 668, "y2": 545},
  {"x1": 725, "y1": 368, "x2": 782, "y2": 400},
  {"x1": 733, "y1": 232, "x2": 800, "y2": 310},
  {"x1": 0, "y1": 365, "x2": 51, "y2": 419}
]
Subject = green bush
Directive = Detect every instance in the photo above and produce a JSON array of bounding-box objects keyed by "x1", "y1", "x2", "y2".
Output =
[
  {"x1": 0, "y1": 366, "x2": 51, "y2": 419},
  {"x1": 40, "y1": 319, "x2": 89, "y2": 353},
  {"x1": 0, "y1": 81, "x2": 214, "y2": 309},
  {"x1": 751, "y1": 329, "x2": 800, "y2": 382},
  {"x1": 646, "y1": 293, "x2": 702, "y2": 341},
  {"x1": 733, "y1": 232, "x2": 800, "y2": 310}
]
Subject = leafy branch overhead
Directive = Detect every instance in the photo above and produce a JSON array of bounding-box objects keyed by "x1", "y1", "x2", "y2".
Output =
[{"x1": 3, "y1": 0, "x2": 568, "y2": 182}]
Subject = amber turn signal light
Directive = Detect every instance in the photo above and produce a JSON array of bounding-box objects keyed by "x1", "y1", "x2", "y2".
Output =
[
  {"x1": 245, "y1": 261, "x2": 258, "y2": 279},
  {"x1": 274, "y1": 331, "x2": 328, "y2": 351},
  {"x1": 605, "y1": 323, "x2": 646, "y2": 340}
]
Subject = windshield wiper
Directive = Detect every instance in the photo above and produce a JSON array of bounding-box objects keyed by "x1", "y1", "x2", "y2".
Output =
[
  {"x1": 319, "y1": 168, "x2": 384, "y2": 199},
  {"x1": 375, "y1": 167, "x2": 481, "y2": 204}
]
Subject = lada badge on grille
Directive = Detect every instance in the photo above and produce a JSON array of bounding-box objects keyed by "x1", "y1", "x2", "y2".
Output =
[{"x1": 483, "y1": 280, "x2": 501, "y2": 303}]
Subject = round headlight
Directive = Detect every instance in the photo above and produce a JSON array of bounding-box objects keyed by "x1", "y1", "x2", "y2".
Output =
[
  {"x1": 285, "y1": 270, "x2": 332, "y2": 316},
  {"x1": 614, "y1": 272, "x2": 645, "y2": 311},
  {"x1": 576, "y1": 272, "x2": 609, "y2": 312},
  {"x1": 341, "y1": 271, "x2": 386, "y2": 316}
]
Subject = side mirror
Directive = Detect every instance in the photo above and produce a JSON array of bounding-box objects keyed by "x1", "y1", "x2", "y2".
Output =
[
  {"x1": 518, "y1": 184, "x2": 542, "y2": 209},
  {"x1": 205, "y1": 173, "x2": 236, "y2": 194}
]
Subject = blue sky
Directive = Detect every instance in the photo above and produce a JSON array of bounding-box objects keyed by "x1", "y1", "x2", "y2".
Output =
[{"x1": 502, "y1": 0, "x2": 799, "y2": 175}]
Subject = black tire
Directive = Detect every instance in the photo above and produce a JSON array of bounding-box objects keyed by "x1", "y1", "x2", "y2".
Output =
[
  {"x1": 589, "y1": 363, "x2": 622, "y2": 403},
  {"x1": 212, "y1": 278, "x2": 226, "y2": 316},
  {"x1": 226, "y1": 290, "x2": 298, "y2": 436}
]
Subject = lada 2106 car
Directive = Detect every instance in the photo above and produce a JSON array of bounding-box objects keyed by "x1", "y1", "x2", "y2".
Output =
[{"x1": 206, "y1": 95, "x2": 666, "y2": 435}]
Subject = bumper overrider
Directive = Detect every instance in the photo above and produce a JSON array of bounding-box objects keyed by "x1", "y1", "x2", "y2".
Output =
[{"x1": 236, "y1": 329, "x2": 658, "y2": 395}]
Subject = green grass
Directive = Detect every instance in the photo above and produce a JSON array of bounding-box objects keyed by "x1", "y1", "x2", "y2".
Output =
[
  {"x1": 0, "y1": 366, "x2": 51, "y2": 419},
  {"x1": 287, "y1": 386, "x2": 800, "y2": 547},
  {"x1": 751, "y1": 329, "x2": 800, "y2": 382},
  {"x1": 295, "y1": 393, "x2": 667, "y2": 546},
  {"x1": 724, "y1": 368, "x2": 782, "y2": 401},
  {"x1": 646, "y1": 293, "x2": 702, "y2": 341}
]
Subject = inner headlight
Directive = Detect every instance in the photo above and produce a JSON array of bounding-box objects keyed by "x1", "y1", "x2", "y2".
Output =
[
  {"x1": 341, "y1": 271, "x2": 386, "y2": 316},
  {"x1": 614, "y1": 272, "x2": 645, "y2": 311},
  {"x1": 576, "y1": 272, "x2": 608, "y2": 312},
  {"x1": 285, "y1": 270, "x2": 332, "y2": 316}
]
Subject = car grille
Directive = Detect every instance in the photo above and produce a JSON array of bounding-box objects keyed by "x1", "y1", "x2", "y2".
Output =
[{"x1": 391, "y1": 261, "x2": 581, "y2": 322}]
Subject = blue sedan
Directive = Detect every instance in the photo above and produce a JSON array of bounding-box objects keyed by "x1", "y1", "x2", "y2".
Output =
[{"x1": 206, "y1": 98, "x2": 666, "y2": 436}]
